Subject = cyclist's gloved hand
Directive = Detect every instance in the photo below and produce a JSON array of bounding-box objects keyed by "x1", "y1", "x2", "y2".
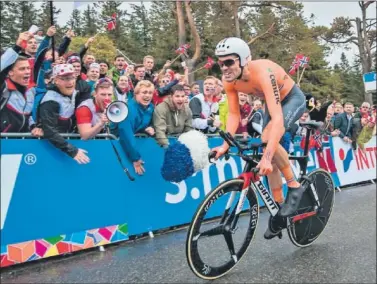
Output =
[{"x1": 256, "y1": 157, "x2": 273, "y2": 176}]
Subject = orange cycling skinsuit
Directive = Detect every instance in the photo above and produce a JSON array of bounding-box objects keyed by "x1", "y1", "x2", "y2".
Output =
[{"x1": 213, "y1": 37, "x2": 307, "y2": 239}]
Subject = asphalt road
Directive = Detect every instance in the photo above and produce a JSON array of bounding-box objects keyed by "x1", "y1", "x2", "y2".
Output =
[{"x1": 1, "y1": 184, "x2": 376, "y2": 283}]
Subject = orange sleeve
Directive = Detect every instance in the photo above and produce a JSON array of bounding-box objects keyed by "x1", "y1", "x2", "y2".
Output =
[{"x1": 75, "y1": 106, "x2": 93, "y2": 125}]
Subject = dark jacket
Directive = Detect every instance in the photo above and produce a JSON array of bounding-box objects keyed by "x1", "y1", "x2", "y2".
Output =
[
  {"x1": 38, "y1": 87, "x2": 79, "y2": 158},
  {"x1": 0, "y1": 46, "x2": 36, "y2": 133},
  {"x1": 333, "y1": 112, "x2": 353, "y2": 138}
]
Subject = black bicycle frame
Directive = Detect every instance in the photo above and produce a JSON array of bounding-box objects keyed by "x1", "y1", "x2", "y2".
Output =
[{"x1": 238, "y1": 127, "x2": 318, "y2": 218}]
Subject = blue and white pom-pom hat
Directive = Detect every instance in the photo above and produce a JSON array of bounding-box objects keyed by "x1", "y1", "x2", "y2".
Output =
[{"x1": 161, "y1": 130, "x2": 211, "y2": 183}]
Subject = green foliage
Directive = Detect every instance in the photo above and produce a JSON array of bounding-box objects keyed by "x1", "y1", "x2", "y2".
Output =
[{"x1": 69, "y1": 35, "x2": 116, "y2": 64}]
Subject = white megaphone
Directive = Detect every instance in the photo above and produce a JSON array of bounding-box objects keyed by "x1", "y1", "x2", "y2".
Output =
[{"x1": 105, "y1": 101, "x2": 129, "y2": 123}]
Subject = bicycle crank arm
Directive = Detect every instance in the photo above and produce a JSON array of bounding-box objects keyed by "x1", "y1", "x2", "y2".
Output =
[{"x1": 291, "y1": 211, "x2": 317, "y2": 223}]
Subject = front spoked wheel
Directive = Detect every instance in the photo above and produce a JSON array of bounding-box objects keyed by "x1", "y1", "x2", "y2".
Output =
[
  {"x1": 287, "y1": 169, "x2": 335, "y2": 247},
  {"x1": 186, "y1": 179, "x2": 259, "y2": 280}
]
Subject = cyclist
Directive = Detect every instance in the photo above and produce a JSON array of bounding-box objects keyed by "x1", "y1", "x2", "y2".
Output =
[{"x1": 212, "y1": 37, "x2": 307, "y2": 239}]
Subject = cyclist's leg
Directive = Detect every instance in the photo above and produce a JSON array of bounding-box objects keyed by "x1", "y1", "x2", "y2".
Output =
[
  {"x1": 264, "y1": 163, "x2": 286, "y2": 239},
  {"x1": 263, "y1": 84, "x2": 307, "y2": 217},
  {"x1": 268, "y1": 164, "x2": 284, "y2": 204}
]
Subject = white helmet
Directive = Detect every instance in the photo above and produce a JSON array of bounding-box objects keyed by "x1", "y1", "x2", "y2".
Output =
[{"x1": 215, "y1": 37, "x2": 251, "y2": 67}]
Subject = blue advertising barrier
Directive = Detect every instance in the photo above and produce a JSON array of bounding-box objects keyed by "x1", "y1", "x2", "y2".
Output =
[{"x1": 1, "y1": 134, "x2": 375, "y2": 267}]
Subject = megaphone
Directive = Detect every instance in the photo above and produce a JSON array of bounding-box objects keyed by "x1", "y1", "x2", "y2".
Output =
[{"x1": 105, "y1": 101, "x2": 129, "y2": 123}]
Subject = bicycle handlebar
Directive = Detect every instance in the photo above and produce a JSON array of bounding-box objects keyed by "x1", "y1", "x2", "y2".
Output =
[{"x1": 208, "y1": 130, "x2": 266, "y2": 163}]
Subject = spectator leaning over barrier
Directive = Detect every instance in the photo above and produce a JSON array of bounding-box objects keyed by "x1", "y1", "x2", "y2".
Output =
[
  {"x1": 143, "y1": 55, "x2": 155, "y2": 82},
  {"x1": 114, "y1": 75, "x2": 133, "y2": 102},
  {"x1": 117, "y1": 80, "x2": 155, "y2": 175},
  {"x1": 0, "y1": 32, "x2": 42, "y2": 136},
  {"x1": 86, "y1": 63, "x2": 101, "y2": 94},
  {"x1": 153, "y1": 84, "x2": 193, "y2": 148},
  {"x1": 109, "y1": 55, "x2": 126, "y2": 85},
  {"x1": 333, "y1": 102, "x2": 354, "y2": 144},
  {"x1": 98, "y1": 60, "x2": 109, "y2": 79},
  {"x1": 189, "y1": 76, "x2": 221, "y2": 133},
  {"x1": 75, "y1": 78, "x2": 113, "y2": 140},
  {"x1": 38, "y1": 64, "x2": 90, "y2": 164}
]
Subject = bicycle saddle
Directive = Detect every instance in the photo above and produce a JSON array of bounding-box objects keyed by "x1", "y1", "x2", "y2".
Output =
[{"x1": 299, "y1": 120, "x2": 323, "y2": 130}]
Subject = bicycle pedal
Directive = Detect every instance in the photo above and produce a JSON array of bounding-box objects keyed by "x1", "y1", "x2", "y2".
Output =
[{"x1": 278, "y1": 232, "x2": 283, "y2": 239}]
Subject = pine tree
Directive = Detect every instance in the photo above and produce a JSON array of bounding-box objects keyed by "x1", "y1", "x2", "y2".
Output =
[
  {"x1": 66, "y1": 9, "x2": 83, "y2": 36},
  {"x1": 0, "y1": 1, "x2": 19, "y2": 49},
  {"x1": 37, "y1": 1, "x2": 62, "y2": 32},
  {"x1": 81, "y1": 4, "x2": 100, "y2": 36},
  {"x1": 14, "y1": 2, "x2": 40, "y2": 32}
]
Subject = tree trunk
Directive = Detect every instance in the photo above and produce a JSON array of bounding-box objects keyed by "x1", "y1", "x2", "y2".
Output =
[
  {"x1": 185, "y1": 1, "x2": 201, "y2": 83},
  {"x1": 233, "y1": 2, "x2": 241, "y2": 37},
  {"x1": 176, "y1": 1, "x2": 186, "y2": 46}
]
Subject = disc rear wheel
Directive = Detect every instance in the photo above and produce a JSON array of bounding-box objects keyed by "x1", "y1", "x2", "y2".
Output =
[{"x1": 287, "y1": 169, "x2": 335, "y2": 247}]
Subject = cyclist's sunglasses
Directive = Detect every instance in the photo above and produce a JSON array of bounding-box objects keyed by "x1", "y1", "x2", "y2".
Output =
[{"x1": 218, "y1": 58, "x2": 239, "y2": 68}]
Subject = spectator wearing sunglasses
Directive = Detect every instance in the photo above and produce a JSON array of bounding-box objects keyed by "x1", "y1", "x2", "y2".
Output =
[
  {"x1": 153, "y1": 74, "x2": 180, "y2": 105},
  {"x1": 75, "y1": 78, "x2": 113, "y2": 140},
  {"x1": 38, "y1": 64, "x2": 90, "y2": 165},
  {"x1": 117, "y1": 80, "x2": 155, "y2": 175}
]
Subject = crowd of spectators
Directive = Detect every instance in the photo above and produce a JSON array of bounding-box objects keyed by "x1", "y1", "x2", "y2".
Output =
[{"x1": 1, "y1": 28, "x2": 376, "y2": 175}]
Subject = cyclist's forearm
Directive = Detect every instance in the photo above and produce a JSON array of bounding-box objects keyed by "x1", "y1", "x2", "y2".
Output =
[
  {"x1": 263, "y1": 120, "x2": 285, "y2": 162},
  {"x1": 223, "y1": 112, "x2": 240, "y2": 148}
]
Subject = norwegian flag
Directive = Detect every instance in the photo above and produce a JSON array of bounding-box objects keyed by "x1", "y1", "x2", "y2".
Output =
[
  {"x1": 288, "y1": 63, "x2": 298, "y2": 75},
  {"x1": 288, "y1": 57, "x2": 299, "y2": 75},
  {"x1": 106, "y1": 13, "x2": 117, "y2": 31},
  {"x1": 313, "y1": 130, "x2": 323, "y2": 151},
  {"x1": 204, "y1": 57, "x2": 215, "y2": 69},
  {"x1": 175, "y1": 43, "x2": 190, "y2": 55},
  {"x1": 299, "y1": 55, "x2": 310, "y2": 68}
]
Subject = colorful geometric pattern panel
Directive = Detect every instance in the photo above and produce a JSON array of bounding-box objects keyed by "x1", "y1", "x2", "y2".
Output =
[{"x1": 0, "y1": 223, "x2": 128, "y2": 268}]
